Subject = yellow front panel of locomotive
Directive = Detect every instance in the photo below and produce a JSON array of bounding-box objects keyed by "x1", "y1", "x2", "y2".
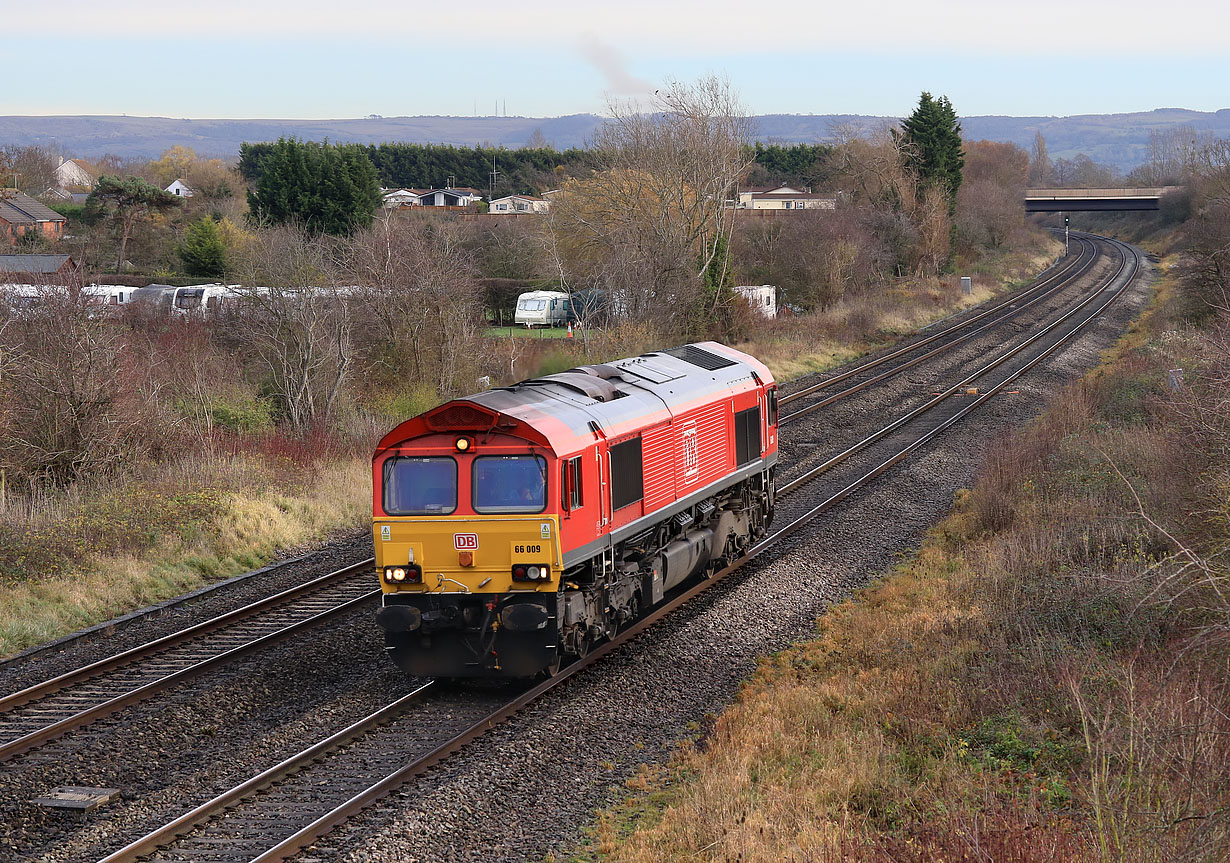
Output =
[{"x1": 373, "y1": 516, "x2": 561, "y2": 594}]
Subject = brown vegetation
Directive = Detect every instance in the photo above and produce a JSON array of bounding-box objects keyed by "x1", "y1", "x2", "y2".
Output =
[{"x1": 576, "y1": 250, "x2": 1230, "y2": 861}]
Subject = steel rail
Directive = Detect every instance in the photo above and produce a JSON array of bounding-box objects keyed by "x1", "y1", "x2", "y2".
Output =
[
  {"x1": 100, "y1": 235, "x2": 1142, "y2": 863},
  {"x1": 0, "y1": 236, "x2": 1097, "y2": 764},
  {"x1": 778, "y1": 237, "x2": 1100, "y2": 425},
  {"x1": 0, "y1": 559, "x2": 377, "y2": 762},
  {"x1": 97, "y1": 682, "x2": 437, "y2": 863},
  {"x1": 778, "y1": 236, "x2": 1098, "y2": 409},
  {"x1": 778, "y1": 235, "x2": 1129, "y2": 495}
]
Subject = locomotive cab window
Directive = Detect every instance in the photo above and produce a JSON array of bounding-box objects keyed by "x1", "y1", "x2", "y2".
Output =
[
  {"x1": 609, "y1": 437, "x2": 644, "y2": 510},
  {"x1": 383, "y1": 456, "x2": 457, "y2": 515},
  {"x1": 767, "y1": 387, "x2": 778, "y2": 427},
  {"x1": 735, "y1": 406, "x2": 761, "y2": 466},
  {"x1": 473, "y1": 455, "x2": 548, "y2": 513},
  {"x1": 562, "y1": 456, "x2": 583, "y2": 511}
]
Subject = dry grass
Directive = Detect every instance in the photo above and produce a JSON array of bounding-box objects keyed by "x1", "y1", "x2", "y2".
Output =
[
  {"x1": 581, "y1": 259, "x2": 1230, "y2": 863},
  {"x1": 0, "y1": 454, "x2": 370, "y2": 657}
]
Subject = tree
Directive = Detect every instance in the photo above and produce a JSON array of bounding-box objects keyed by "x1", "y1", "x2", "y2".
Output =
[
  {"x1": 1029, "y1": 131, "x2": 1052, "y2": 187},
  {"x1": 343, "y1": 215, "x2": 485, "y2": 397},
  {"x1": 84, "y1": 175, "x2": 181, "y2": 273},
  {"x1": 0, "y1": 145, "x2": 59, "y2": 195},
  {"x1": 228, "y1": 225, "x2": 352, "y2": 432},
  {"x1": 178, "y1": 216, "x2": 228, "y2": 276},
  {"x1": 956, "y1": 140, "x2": 1028, "y2": 251},
  {"x1": 245, "y1": 138, "x2": 381, "y2": 235},
  {"x1": 897, "y1": 92, "x2": 964, "y2": 213},
  {"x1": 548, "y1": 75, "x2": 752, "y2": 338},
  {"x1": 1128, "y1": 126, "x2": 1205, "y2": 186},
  {"x1": 149, "y1": 145, "x2": 197, "y2": 187},
  {"x1": 0, "y1": 285, "x2": 169, "y2": 487}
]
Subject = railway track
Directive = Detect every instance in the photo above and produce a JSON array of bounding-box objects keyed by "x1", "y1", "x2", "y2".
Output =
[
  {"x1": 0, "y1": 233, "x2": 1098, "y2": 770},
  {"x1": 96, "y1": 233, "x2": 1142, "y2": 863},
  {"x1": 777, "y1": 233, "x2": 1101, "y2": 423},
  {"x1": 0, "y1": 561, "x2": 378, "y2": 763},
  {"x1": 0, "y1": 234, "x2": 1095, "y2": 769}
]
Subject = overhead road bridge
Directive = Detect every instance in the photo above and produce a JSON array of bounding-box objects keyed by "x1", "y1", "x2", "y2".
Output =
[{"x1": 1025, "y1": 187, "x2": 1179, "y2": 212}]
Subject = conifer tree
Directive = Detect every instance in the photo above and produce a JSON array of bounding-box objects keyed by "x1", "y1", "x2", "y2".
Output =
[
  {"x1": 897, "y1": 92, "x2": 964, "y2": 213},
  {"x1": 178, "y1": 216, "x2": 227, "y2": 277},
  {"x1": 246, "y1": 138, "x2": 381, "y2": 235}
]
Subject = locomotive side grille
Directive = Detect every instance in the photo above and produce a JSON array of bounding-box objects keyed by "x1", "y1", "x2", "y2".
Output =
[{"x1": 642, "y1": 424, "x2": 675, "y2": 510}]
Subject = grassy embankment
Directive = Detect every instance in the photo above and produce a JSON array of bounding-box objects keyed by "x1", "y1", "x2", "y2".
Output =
[
  {"x1": 572, "y1": 258, "x2": 1230, "y2": 861},
  {"x1": 0, "y1": 235, "x2": 1059, "y2": 659}
]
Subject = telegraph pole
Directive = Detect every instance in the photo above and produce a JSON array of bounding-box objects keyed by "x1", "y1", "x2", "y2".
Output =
[{"x1": 488, "y1": 152, "x2": 501, "y2": 199}]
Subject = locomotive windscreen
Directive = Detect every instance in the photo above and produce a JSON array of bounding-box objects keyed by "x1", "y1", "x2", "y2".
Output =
[
  {"x1": 384, "y1": 457, "x2": 458, "y2": 515},
  {"x1": 472, "y1": 455, "x2": 548, "y2": 513}
]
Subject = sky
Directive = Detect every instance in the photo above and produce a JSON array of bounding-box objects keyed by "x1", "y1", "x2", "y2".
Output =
[{"x1": 7, "y1": 0, "x2": 1229, "y2": 119}]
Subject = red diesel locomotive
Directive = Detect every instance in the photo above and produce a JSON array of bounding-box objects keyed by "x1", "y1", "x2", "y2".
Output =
[{"x1": 372, "y1": 342, "x2": 779, "y2": 677}]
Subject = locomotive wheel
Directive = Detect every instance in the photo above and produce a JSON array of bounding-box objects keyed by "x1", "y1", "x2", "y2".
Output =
[{"x1": 540, "y1": 647, "x2": 562, "y2": 678}]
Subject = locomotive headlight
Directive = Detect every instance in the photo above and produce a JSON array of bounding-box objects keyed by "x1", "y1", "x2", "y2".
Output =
[
  {"x1": 454, "y1": 436, "x2": 473, "y2": 452},
  {"x1": 384, "y1": 566, "x2": 406, "y2": 583},
  {"x1": 527, "y1": 565, "x2": 542, "y2": 580}
]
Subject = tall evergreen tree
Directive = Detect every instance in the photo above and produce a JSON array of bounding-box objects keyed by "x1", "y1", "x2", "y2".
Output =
[
  {"x1": 897, "y1": 92, "x2": 964, "y2": 213},
  {"x1": 246, "y1": 138, "x2": 381, "y2": 235}
]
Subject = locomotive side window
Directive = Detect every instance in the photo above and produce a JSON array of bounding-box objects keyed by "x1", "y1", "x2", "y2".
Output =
[
  {"x1": 767, "y1": 387, "x2": 778, "y2": 427},
  {"x1": 561, "y1": 456, "x2": 584, "y2": 511},
  {"x1": 383, "y1": 457, "x2": 457, "y2": 515},
  {"x1": 735, "y1": 406, "x2": 762, "y2": 465},
  {"x1": 609, "y1": 437, "x2": 644, "y2": 510},
  {"x1": 473, "y1": 455, "x2": 547, "y2": 513}
]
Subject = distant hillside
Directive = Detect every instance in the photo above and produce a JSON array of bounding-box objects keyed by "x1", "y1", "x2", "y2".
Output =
[{"x1": 3, "y1": 108, "x2": 1228, "y2": 173}]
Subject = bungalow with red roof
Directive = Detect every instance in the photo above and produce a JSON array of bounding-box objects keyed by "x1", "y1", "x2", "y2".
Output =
[{"x1": 0, "y1": 191, "x2": 67, "y2": 246}]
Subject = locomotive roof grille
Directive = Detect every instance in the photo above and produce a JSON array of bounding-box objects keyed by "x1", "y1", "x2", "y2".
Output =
[{"x1": 661, "y1": 344, "x2": 737, "y2": 371}]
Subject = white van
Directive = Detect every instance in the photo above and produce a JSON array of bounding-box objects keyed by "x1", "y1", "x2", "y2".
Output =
[{"x1": 514, "y1": 290, "x2": 571, "y2": 327}]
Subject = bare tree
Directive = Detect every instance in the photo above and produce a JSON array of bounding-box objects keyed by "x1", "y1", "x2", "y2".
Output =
[
  {"x1": 956, "y1": 140, "x2": 1028, "y2": 250},
  {"x1": 548, "y1": 75, "x2": 753, "y2": 338},
  {"x1": 0, "y1": 145, "x2": 59, "y2": 196},
  {"x1": 0, "y1": 281, "x2": 171, "y2": 487},
  {"x1": 1029, "y1": 131, "x2": 1052, "y2": 187},
  {"x1": 343, "y1": 214, "x2": 485, "y2": 398},
  {"x1": 229, "y1": 224, "x2": 353, "y2": 432},
  {"x1": 1130, "y1": 126, "x2": 1208, "y2": 186}
]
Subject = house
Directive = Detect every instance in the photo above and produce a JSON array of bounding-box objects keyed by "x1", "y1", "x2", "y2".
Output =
[
  {"x1": 736, "y1": 185, "x2": 804, "y2": 207},
  {"x1": 488, "y1": 194, "x2": 550, "y2": 214},
  {"x1": 381, "y1": 188, "x2": 430, "y2": 208},
  {"x1": 0, "y1": 191, "x2": 67, "y2": 246},
  {"x1": 417, "y1": 188, "x2": 483, "y2": 207},
  {"x1": 733, "y1": 185, "x2": 837, "y2": 211},
  {"x1": 735, "y1": 284, "x2": 777, "y2": 318},
  {"x1": 743, "y1": 192, "x2": 836, "y2": 211},
  {"x1": 0, "y1": 253, "x2": 77, "y2": 281},
  {"x1": 166, "y1": 179, "x2": 195, "y2": 197},
  {"x1": 54, "y1": 158, "x2": 99, "y2": 192}
]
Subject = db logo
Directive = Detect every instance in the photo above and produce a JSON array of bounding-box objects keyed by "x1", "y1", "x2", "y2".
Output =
[
  {"x1": 681, "y1": 424, "x2": 699, "y2": 480},
  {"x1": 453, "y1": 533, "x2": 479, "y2": 550}
]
